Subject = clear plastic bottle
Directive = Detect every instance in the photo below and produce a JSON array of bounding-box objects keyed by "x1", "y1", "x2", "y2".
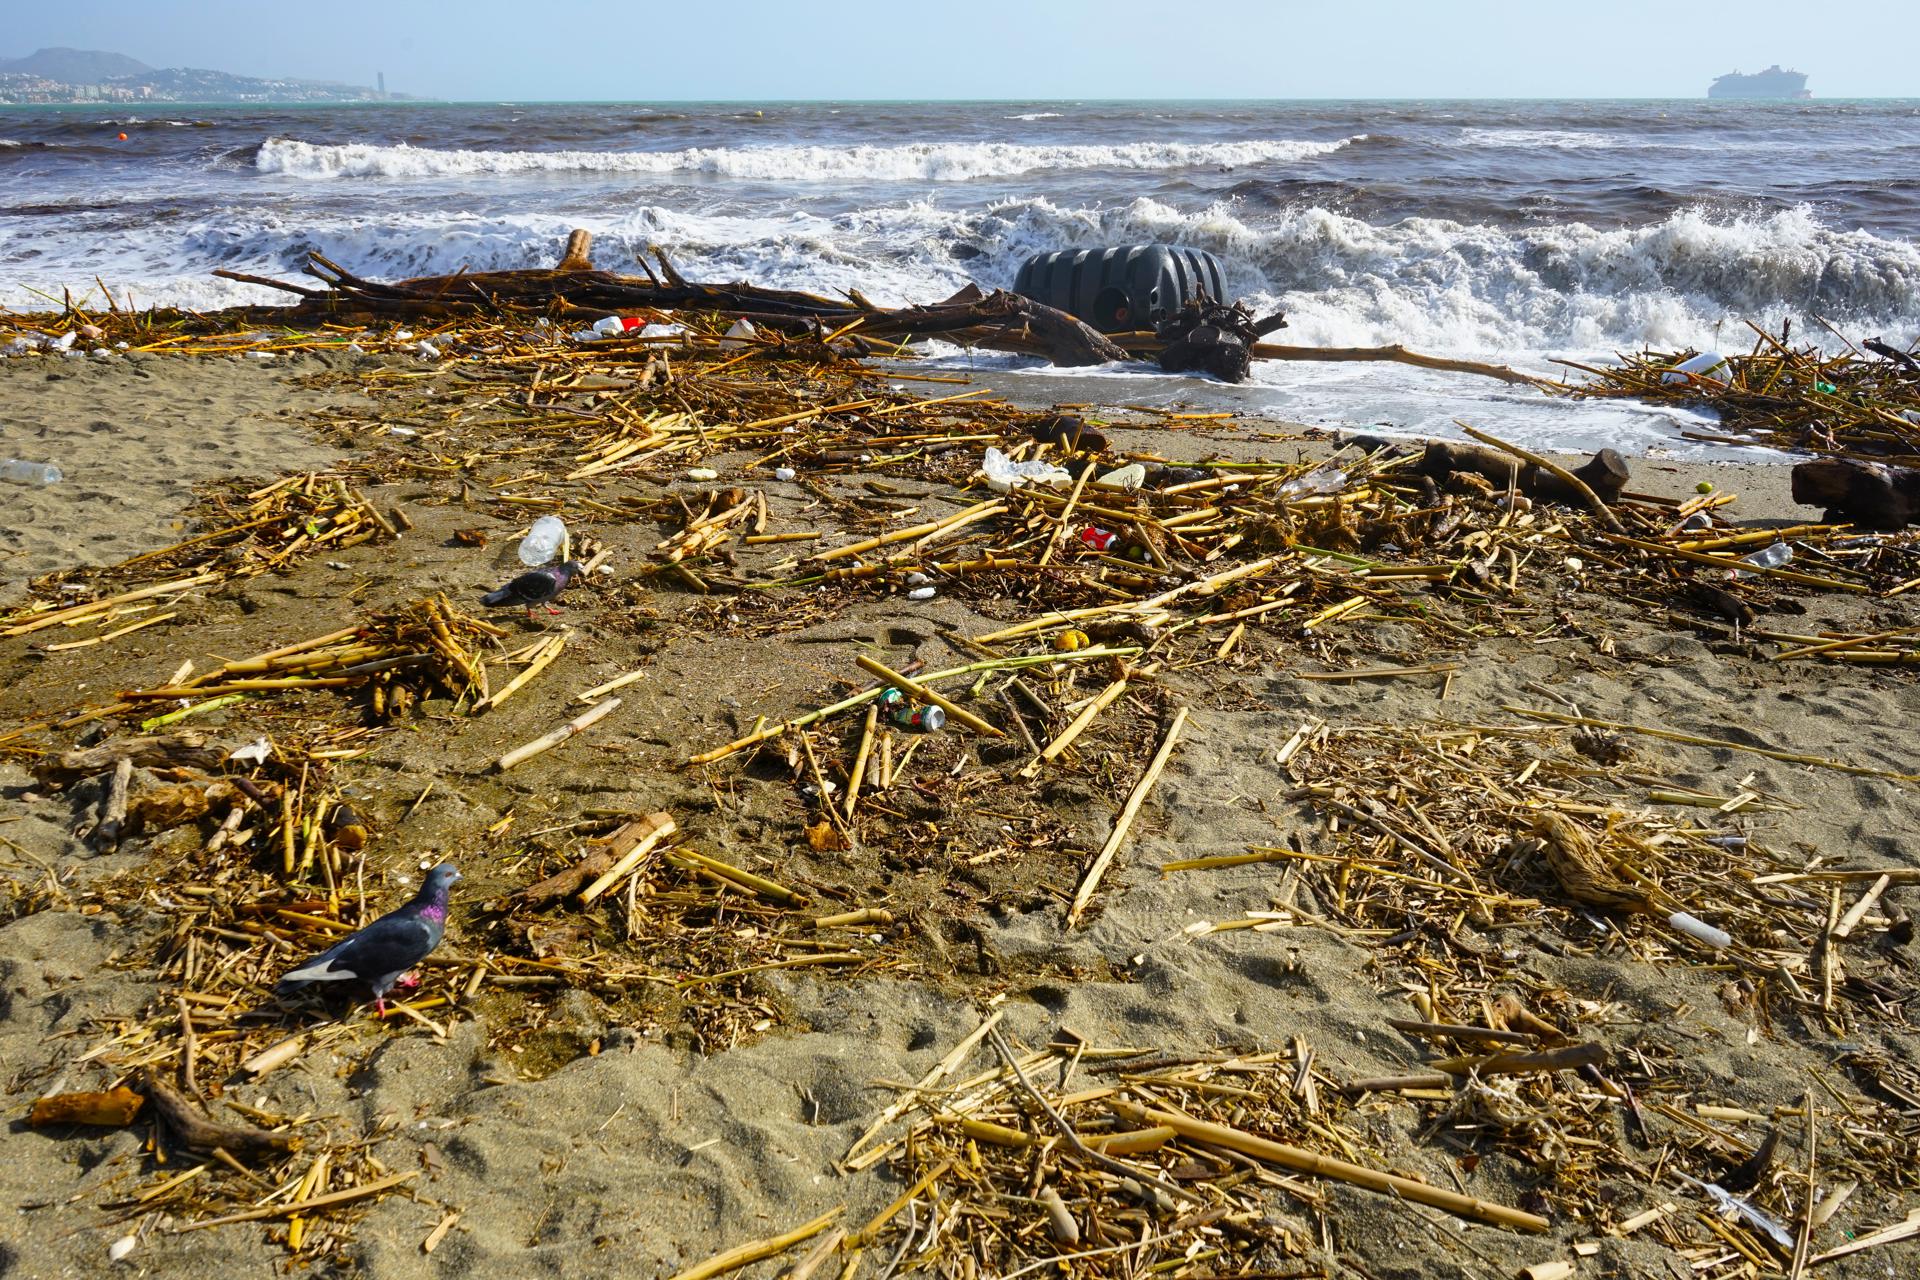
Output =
[
  {"x1": 591, "y1": 316, "x2": 642, "y2": 337},
  {"x1": 0, "y1": 458, "x2": 63, "y2": 485},
  {"x1": 1278, "y1": 461, "x2": 1347, "y2": 499},
  {"x1": 1732, "y1": 542, "x2": 1792, "y2": 577},
  {"x1": 517, "y1": 515, "x2": 568, "y2": 566}
]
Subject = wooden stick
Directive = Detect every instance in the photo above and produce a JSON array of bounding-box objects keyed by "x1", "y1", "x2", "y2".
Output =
[
  {"x1": 1107, "y1": 1099, "x2": 1548, "y2": 1232},
  {"x1": 1506, "y1": 706, "x2": 1916, "y2": 781},
  {"x1": 1455, "y1": 421, "x2": 1624, "y2": 531},
  {"x1": 575, "y1": 667, "x2": 647, "y2": 703},
  {"x1": 844, "y1": 704, "x2": 879, "y2": 822},
  {"x1": 812, "y1": 499, "x2": 1001, "y2": 562},
  {"x1": 473, "y1": 629, "x2": 568, "y2": 713},
  {"x1": 853, "y1": 655, "x2": 1003, "y2": 737},
  {"x1": 1, "y1": 573, "x2": 219, "y2": 637},
  {"x1": 91, "y1": 756, "x2": 133, "y2": 852},
  {"x1": 173, "y1": 1172, "x2": 416, "y2": 1232},
  {"x1": 496, "y1": 697, "x2": 620, "y2": 771},
  {"x1": 665, "y1": 1208, "x2": 843, "y2": 1280},
  {"x1": 1066, "y1": 707, "x2": 1188, "y2": 928},
  {"x1": 1599, "y1": 532, "x2": 1868, "y2": 593},
  {"x1": 1834, "y1": 874, "x2": 1892, "y2": 939},
  {"x1": 576, "y1": 812, "x2": 677, "y2": 906},
  {"x1": 1019, "y1": 678, "x2": 1127, "y2": 779}
]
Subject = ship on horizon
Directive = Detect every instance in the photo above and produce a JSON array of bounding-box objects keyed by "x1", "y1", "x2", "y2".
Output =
[{"x1": 1708, "y1": 65, "x2": 1811, "y2": 99}]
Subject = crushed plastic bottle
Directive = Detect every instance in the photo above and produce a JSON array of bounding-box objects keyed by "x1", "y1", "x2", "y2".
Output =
[
  {"x1": 0, "y1": 458, "x2": 63, "y2": 485},
  {"x1": 981, "y1": 446, "x2": 1070, "y2": 494},
  {"x1": 591, "y1": 316, "x2": 644, "y2": 337},
  {"x1": 720, "y1": 318, "x2": 758, "y2": 349},
  {"x1": 517, "y1": 514, "x2": 568, "y2": 566},
  {"x1": 1278, "y1": 461, "x2": 1348, "y2": 499},
  {"x1": 1731, "y1": 542, "x2": 1792, "y2": 577}
]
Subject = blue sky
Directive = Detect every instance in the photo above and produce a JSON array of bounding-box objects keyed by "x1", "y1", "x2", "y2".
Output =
[{"x1": 7, "y1": 1, "x2": 1916, "y2": 100}]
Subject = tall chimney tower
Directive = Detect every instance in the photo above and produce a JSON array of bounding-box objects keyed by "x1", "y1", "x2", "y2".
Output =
[{"x1": 376, "y1": 71, "x2": 387, "y2": 98}]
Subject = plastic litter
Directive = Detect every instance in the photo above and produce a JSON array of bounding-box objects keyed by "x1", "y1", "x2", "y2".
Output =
[
  {"x1": 720, "y1": 318, "x2": 758, "y2": 349},
  {"x1": 686, "y1": 467, "x2": 719, "y2": 481},
  {"x1": 879, "y1": 688, "x2": 944, "y2": 732},
  {"x1": 591, "y1": 315, "x2": 644, "y2": 337},
  {"x1": 906, "y1": 586, "x2": 937, "y2": 600},
  {"x1": 227, "y1": 738, "x2": 272, "y2": 765},
  {"x1": 1, "y1": 458, "x2": 63, "y2": 485},
  {"x1": 1666, "y1": 911, "x2": 1731, "y2": 949},
  {"x1": 517, "y1": 515, "x2": 568, "y2": 566},
  {"x1": 1278, "y1": 461, "x2": 1348, "y2": 499},
  {"x1": 1662, "y1": 351, "x2": 1731, "y2": 386},
  {"x1": 1097, "y1": 462, "x2": 1146, "y2": 490},
  {"x1": 773, "y1": 467, "x2": 797, "y2": 481},
  {"x1": 981, "y1": 446, "x2": 1071, "y2": 494},
  {"x1": 1731, "y1": 542, "x2": 1792, "y2": 577}
]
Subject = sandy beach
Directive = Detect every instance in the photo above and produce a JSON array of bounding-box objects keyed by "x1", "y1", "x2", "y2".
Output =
[{"x1": 2, "y1": 332, "x2": 1918, "y2": 1280}]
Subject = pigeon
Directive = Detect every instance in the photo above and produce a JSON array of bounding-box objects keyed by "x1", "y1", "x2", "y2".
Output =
[
  {"x1": 480, "y1": 560, "x2": 585, "y2": 617},
  {"x1": 274, "y1": 864, "x2": 461, "y2": 1013}
]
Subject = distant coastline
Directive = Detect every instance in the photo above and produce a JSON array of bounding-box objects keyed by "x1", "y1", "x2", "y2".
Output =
[{"x1": 0, "y1": 46, "x2": 396, "y2": 105}]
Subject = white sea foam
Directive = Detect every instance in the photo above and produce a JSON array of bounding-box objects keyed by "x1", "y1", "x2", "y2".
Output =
[
  {"x1": 1459, "y1": 127, "x2": 1629, "y2": 150},
  {"x1": 254, "y1": 135, "x2": 1363, "y2": 182},
  {"x1": 6, "y1": 197, "x2": 1915, "y2": 391},
  {"x1": 1005, "y1": 112, "x2": 1064, "y2": 121}
]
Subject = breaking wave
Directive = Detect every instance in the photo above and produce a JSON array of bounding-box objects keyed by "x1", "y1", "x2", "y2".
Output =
[
  {"x1": 7, "y1": 196, "x2": 1917, "y2": 361},
  {"x1": 254, "y1": 135, "x2": 1364, "y2": 182}
]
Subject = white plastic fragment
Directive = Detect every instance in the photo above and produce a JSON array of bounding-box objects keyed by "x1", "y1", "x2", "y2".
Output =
[
  {"x1": 1667, "y1": 911, "x2": 1731, "y2": 949},
  {"x1": 981, "y1": 447, "x2": 1070, "y2": 494}
]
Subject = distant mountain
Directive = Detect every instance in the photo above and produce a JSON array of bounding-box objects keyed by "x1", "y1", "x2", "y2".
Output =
[
  {"x1": 0, "y1": 46, "x2": 397, "y2": 103},
  {"x1": 0, "y1": 47, "x2": 153, "y2": 82}
]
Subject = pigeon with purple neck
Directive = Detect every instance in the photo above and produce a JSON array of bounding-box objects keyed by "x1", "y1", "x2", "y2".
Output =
[
  {"x1": 274, "y1": 864, "x2": 460, "y2": 1014},
  {"x1": 481, "y1": 560, "x2": 585, "y2": 618}
]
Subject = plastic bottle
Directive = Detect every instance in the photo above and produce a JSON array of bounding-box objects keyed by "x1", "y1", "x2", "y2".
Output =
[
  {"x1": 517, "y1": 515, "x2": 567, "y2": 566},
  {"x1": 591, "y1": 316, "x2": 643, "y2": 337},
  {"x1": 0, "y1": 458, "x2": 63, "y2": 485},
  {"x1": 1731, "y1": 542, "x2": 1792, "y2": 577},
  {"x1": 1662, "y1": 351, "x2": 1731, "y2": 386},
  {"x1": 720, "y1": 318, "x2": 758, "y2": 349},
  {"x1": 1278, "y1": 461, "x2": 1347, "y2": 499}
]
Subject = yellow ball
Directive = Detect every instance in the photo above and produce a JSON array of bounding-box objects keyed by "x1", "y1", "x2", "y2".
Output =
[{"x1": 1695, "y1": 480, "x2": 1714, "y2": 494}]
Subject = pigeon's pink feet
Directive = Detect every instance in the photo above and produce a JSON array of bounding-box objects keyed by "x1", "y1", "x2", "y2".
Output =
[
  {"x1": 395, "y1": 972, "x2": 421, "y2": 992},
  {"x1": 545, "y1": 604, "x2": 564, "y2": 615},
  {"x1": 374, "y1": 998, "x2": 388, "y2": 1016}
]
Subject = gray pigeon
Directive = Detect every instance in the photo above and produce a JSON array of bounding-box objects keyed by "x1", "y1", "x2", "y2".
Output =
[
  {"x1": 481, "y1": 560, "x2": 585, "y2": 617},
  {"x1": 275, "y1": 865, "x2": 460, "y2": 1013}
]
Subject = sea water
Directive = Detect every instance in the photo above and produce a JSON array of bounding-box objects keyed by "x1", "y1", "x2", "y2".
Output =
[{"x1": 4, "y1": 98, "x2": 1918, "y2": 455}]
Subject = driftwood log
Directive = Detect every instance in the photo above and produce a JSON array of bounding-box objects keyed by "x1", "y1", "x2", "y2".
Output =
[
  {"x1": 210, "y1": 228, "x2": 1547, "y2": 385},
  {"x1": 218, "y1": 233, "x2": 1126, "y2": 368},
  {"x1": 1417, "y1": 441, "x2": 1631, "y2": 506},
  {"x1": 135, "y1": 1071, "x2": 299, "y2": 1156},
  {"x1": 1792, "y1": 457, "x2": 1920, "y2": 529},
  {"x1": 1153, "y1": 294, "x2": 1288, "y2": 383}
]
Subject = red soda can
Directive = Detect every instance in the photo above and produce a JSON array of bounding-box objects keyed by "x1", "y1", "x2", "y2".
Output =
[{"x1": 1079, "y1": 526, "x2": 1118, "y2": 553}]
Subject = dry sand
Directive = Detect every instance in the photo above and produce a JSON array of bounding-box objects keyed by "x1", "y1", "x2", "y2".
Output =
[
  {"x1": 2, "y1": 351, "x2": 1918, "y2": 1280},
  {"x1": 0, "y1": 353, "x2": 344, "y2": 600}
]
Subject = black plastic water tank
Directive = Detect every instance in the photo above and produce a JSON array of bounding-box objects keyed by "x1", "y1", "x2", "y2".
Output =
[{"x1": 1013, "y1": 245, "x2": 1226, "y2": 333}]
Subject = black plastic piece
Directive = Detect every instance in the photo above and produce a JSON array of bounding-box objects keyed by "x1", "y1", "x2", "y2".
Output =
[{"x1": 1013, "y1": 245, "x2": 1227, "y2": 333}]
